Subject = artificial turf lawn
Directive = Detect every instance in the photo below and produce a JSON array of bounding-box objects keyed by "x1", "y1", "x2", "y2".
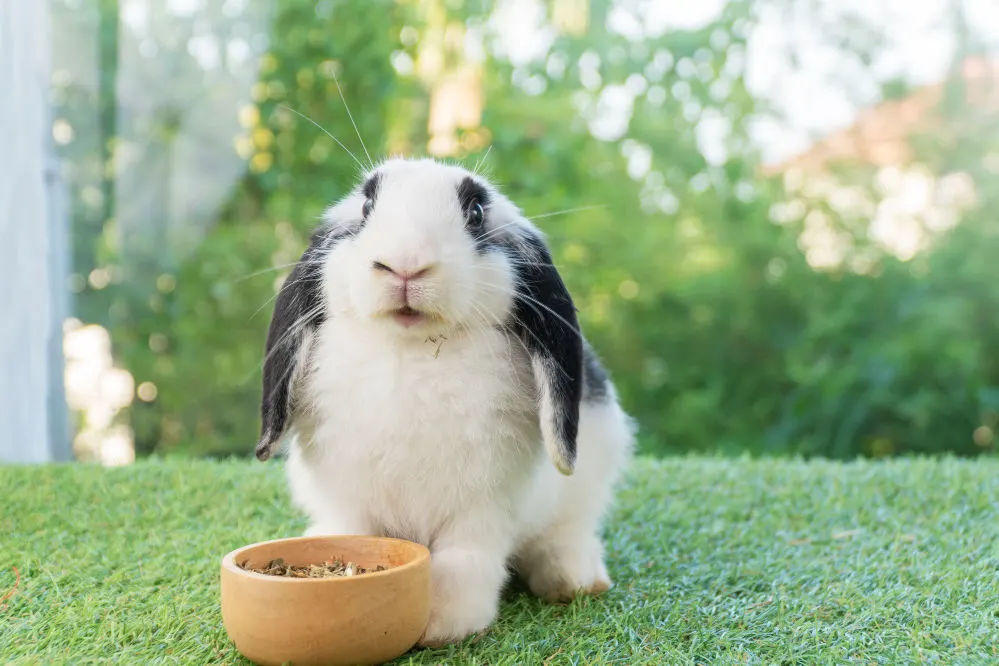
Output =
[{"x1": 2, "y1": 456, "x2": 998, "y2": 664}]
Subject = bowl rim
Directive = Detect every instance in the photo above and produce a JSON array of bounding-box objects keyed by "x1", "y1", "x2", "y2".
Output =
[{"x1": 221, "y1": 534, "x2": 430, "y2": 584}]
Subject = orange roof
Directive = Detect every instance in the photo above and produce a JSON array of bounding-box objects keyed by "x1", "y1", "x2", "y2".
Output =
[{"x1": 759, "y1": 56, "x2": 999, "y2": 177}]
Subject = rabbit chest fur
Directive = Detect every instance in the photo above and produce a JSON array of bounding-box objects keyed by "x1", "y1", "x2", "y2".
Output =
[{"x1": 287, "y1": 318, "x2": 546, "y2": 546}]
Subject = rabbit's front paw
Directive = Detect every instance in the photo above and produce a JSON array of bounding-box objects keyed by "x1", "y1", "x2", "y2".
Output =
[
  {"x1": 417, "y1": 546, "x2": 506, "y2": 648},
  {"x1": 418, "y1": 607, "x2": 491, "y2": 648}
]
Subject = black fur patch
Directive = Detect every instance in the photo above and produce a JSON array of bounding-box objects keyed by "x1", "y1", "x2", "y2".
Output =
[
  {"x1": 456, "y1": 176, "x2": 490, "y2": 215},
  {"x1": 508, "y1": 230, "x2": 583, "y2": 469},
  {"x1": 456, "y1": 176, "x2": 492, "y2": 251},
  {"x1": 362, "y1": 172, "x2": 382, "y2": 202},
  {"x1": 582, "y1": 341, "x2": 610, "y2": 403},
  {"x1": 256, "y1": 224, "x2": 343, "y2": 461}
]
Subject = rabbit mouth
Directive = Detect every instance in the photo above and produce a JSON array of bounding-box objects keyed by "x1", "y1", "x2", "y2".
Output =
[{"x1": 391, "y1": 305, "x2": 429, "y2": 328}]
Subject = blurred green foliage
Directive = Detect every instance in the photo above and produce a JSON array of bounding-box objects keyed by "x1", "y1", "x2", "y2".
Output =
[{"x1": 54, "y1": 0, "x2": 999, "y2": 459}]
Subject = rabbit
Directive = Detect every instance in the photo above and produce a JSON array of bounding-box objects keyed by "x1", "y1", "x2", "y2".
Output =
[{"x1": 254, "y1": 156, "x2": 635, "y2": 646}]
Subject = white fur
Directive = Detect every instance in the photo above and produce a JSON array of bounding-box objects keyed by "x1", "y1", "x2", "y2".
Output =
[{"x1": 281, "y1": 158, "x2": 634, "y2": 645}]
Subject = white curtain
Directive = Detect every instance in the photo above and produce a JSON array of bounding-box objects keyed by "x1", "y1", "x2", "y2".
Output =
[{"x1": 0, "y1": 0, "x2": 71, "y2": 463}]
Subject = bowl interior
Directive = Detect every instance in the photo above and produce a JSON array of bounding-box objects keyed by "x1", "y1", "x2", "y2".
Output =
[{"x1": 226, "y1": 535, "x2": 429, "y2": 579}]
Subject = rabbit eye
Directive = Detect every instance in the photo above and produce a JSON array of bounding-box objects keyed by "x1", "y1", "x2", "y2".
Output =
[
  {"x1": 361, "y1": 198, "x2": 374, "y2": 219},
  {"x1": 467, "y1": 201, "x2": 485, "y2": 228},
  {"x1": 456, "y1": 176, "x2": 490, "y2": 241}
]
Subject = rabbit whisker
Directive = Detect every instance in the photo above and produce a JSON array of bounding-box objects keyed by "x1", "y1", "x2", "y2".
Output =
[
  {"x1": 279, "y1": 104, "x2": 367, "y2": 173},
  {"x1": 244, "y1": 302, "x2": 325, "y2": 384},
  {"x1": 330, "y1": 69, "x2": 374, "y2": 170},
  {"x1": 235, "y1": 259, "x2": 328, "y2": 284},
  {"x1": 248, "y1": 275, "x2": 325, "y2": 321},
  {"x1": 472, "y1": 145, "x2": 492, "y2": 176},
  {"x1": 527, "y1": 204, "x2": 607, "y2": 221}
]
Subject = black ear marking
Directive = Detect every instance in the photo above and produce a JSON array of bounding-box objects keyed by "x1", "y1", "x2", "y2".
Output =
[
  {"x1": 362, "y1": 172, "x2": 382, "y2": 201},
  {"x1": 360, "y1": 172, "x2": 382, "y2": 223},
  {"x1": 456, "y1": 176, "x2": 490, "y2": 215},
  {"x1": 456, "y1": 177, "x2": 492, "y2": 249},
  {"x1": 508, "y1": 230, "x2": 583, "y2": 475},
  {"x1": 256, "y1": 226, "x2": 339, "y2": 461}
]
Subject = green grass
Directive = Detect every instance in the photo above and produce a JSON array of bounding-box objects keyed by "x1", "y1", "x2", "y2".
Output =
[{"x1": 2, "y1": 456, "x2": 998, "y2": 665}]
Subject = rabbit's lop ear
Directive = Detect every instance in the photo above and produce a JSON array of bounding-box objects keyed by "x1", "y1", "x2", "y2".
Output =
[
  {"x1": 510, "y1": 230, "x2": 584, "y2": 476},
  {"x1": 256, "y1": 230, "x2": 330, "y2": 461}
]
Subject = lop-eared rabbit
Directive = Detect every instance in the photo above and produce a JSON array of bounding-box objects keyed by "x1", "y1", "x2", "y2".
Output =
[{"x1": 255, "y1": 157, "x2": 634, "y2": 645}]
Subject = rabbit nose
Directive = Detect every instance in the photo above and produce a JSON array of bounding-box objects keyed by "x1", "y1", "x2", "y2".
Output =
[{"x1": 372, "y1": 260, "x2": 434, "y2": 281}]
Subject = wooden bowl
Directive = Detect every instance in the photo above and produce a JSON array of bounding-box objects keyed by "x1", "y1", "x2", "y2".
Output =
[{"x1": 220, "y1": 535, "x2": 431, "y2": 666}]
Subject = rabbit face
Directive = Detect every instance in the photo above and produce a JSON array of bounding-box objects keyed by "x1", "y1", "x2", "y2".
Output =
[{"x1": 320, "y1": 158, "x2": 517, "y2": 338}]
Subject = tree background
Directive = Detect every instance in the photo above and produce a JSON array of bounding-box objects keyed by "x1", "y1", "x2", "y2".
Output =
[{"x1": 50, "y1": 0, "x2": 999, "y2": 463}]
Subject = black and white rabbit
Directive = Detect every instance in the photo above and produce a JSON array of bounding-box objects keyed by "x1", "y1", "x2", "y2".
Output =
[{"x1": 256, "y1": 157, "x2": 634, "y2": 646}]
